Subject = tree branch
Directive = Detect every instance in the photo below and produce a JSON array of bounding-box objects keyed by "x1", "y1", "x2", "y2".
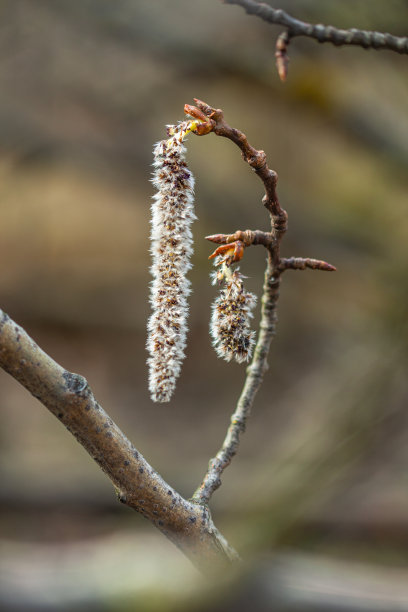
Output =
[
  {"x1": 189, "y1": 100, "x2": 334, "y2": 503},
  {"x1": 0, "y1": 309, "x2": 239, "y2": 573},
  {"x1": 191, "y1": 100, "x2": 286, "y2": 502},
  {"x1": 225, "y1": 0, "x2": 408, "y2": 54},
  {"x1": 1, "y1": 99, "x2": 336, "y2": 568},
  {"x1": 206, "y1": 233, "x2": 336, "y2": 272}
]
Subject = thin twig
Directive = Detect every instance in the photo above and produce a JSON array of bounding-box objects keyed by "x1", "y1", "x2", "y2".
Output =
[
  {"x1": 0, "y1": 309, "x2": 239, "y2": 573},
  {"x1": 193, "y1": 99, "x2": 288, "y2": 238},
  {"x1": 279, "y1": 257, "x2": 336, "y2": 272},
  {"x1": 189, "y1": 100, "x2": 334, "y2": 503},
  {"x1": 225, "y1": 0, "x2": 408, "y2": 54},
  {"x1": 275, "y1": 30, "x2": 290, "y2": 81},
  {"x1": 206, "y1": 229, "x2": 273, "y2": 249}
]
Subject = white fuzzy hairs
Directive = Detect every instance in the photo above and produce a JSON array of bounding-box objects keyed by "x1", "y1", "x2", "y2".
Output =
[{"x1": 147, "y1": 122, "x2": 196, "y2": 403}]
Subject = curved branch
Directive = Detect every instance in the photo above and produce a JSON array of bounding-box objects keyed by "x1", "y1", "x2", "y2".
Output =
[
  {"x1": 189, "y1": 100, "x2": 335, "y2": 503},
  {"x1": 190, "y1": 100, "x2": 287, "y2": 502},
  {"x1": 0, "y1": 309, "x2": 239, "y2": 573},
  {"x1": 279, "y1": 257, "x2": 336, "y2": 272},
  {"x1": 206, "y1": 229, "x2": 273, "y2": 249},
  {"x1": 225, "y1": 0, "x2": 408, "y2": 54}
]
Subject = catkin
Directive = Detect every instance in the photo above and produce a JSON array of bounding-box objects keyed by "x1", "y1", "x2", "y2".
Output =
[
  {"x1": 147, "y1": 121, "x2": 196, "y2": 403},
  {"x1": 210, "y1": 264, "x2": 257, "y2": 364}
]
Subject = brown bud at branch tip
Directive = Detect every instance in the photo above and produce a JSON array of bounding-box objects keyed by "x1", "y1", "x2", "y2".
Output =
[
  {"x1": 275, "y1": 32, "x2": 290, "y2": 82},
  {"x1": 205, "y1": 234, "x2": 228, "y2": 244}
]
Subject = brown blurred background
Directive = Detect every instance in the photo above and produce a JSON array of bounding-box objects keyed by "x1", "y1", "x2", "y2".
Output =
[{"x1": 0, "y1": 1, "x2": 407, "y2": 609}]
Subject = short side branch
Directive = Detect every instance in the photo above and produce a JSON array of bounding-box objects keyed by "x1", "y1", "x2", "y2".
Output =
[
  {"x1": 0, "y1": 309, "x2": 239, "y2": 573},
  {"x1": 191, "y1": 101, "x2": 286, "y2": 503},
  {"x1": 189, "y1": 99, "x2": 335, "y2": 504},
  {"x1": 279, "y1": 257, "x2": 336, "y2": 272},
  {"x1": 206, "y1": 229, "x2": 273, "y2": 249},
  {"x1": 225, "y1": 0, "x2": 408, "y2": 54}
]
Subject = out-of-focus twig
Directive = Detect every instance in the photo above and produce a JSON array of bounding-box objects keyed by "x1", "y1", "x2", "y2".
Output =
[
  {"x1": 225, "y1": 0, "x2": 408, "y2": 54},
  {"x1": 192, "y1": 99, "x2": 287, "y2": 239},
  {"x1": 279, "y1": 256, "x2": 336, "y2": 272}
]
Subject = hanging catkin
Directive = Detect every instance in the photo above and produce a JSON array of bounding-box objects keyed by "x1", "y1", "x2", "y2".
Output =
[{"x1": 147, "y1": 121, "x2": 197, "y2": 403}]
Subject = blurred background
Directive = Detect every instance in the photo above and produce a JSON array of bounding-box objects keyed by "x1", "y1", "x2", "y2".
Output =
[{"x1": 0, "y1": 0, "x2": 407, "y2": 609}]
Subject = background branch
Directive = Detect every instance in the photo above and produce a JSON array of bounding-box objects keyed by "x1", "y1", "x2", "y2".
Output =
[
  {"x1": 225, "y1": 0, "x2": 408, "y2": 54},
  {"x1": 279, "y1": 256, "x2": 336, "y2": 272},
  {"x1": 0, "y1": 309, "x2": 239, "y2": 573},
  {"x1": 192, "y1": 101, "x2": 287, "y2": 502}
]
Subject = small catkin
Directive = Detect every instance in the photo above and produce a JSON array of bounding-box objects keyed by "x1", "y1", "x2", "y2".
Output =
[
  {"x1": 147, "y1": 121, "x2": 197, "y2": 403},
  {"x1": 210, "y1": 264, "x2": 257, "y2": 364}
]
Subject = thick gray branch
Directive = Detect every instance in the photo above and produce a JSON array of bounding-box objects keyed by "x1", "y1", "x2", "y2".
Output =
[
  {"x1": 225, "y1": 0, "x2": 408, "y2": 54},
  {"x1": 0, "y1": 309, "x2": 239, "y2": 573}
]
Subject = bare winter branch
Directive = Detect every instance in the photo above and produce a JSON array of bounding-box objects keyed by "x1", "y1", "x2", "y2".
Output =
[
  {"x1": 188, "y1": 100, "x2": 287, "y2": 502},
  {"x1": 191, "y1": 99, "x2": 287, "y2": 237},
  {"x1": 225, "y1": 0, "x2": 408, "y2": 54},
  {"x1": 187, "y1": 100, "x2": 335, "y2": 503}
]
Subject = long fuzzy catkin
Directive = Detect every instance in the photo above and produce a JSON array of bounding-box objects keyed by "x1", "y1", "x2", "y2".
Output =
[
  {"x1": 147, "y1": 121, "x2": 197, "y2": 403},
  {"x1": 210, "y1": 264, "x2": 257, "y2": 364}
]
